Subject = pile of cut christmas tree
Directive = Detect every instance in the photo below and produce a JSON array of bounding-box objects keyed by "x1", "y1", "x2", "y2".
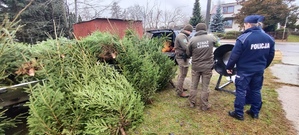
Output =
[{"x1": 1, "y1": 16, "x2": 176, "y2": 134}]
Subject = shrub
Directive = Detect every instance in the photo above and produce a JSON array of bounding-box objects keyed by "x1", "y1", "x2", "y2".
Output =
[
  {"x1": 225, "y1": 31, "x2": 242, "y2": 35},
  {"x1": 267, "y1": 29, "x2": 289, "y2": 39},
  {"x1": 290, "y1": 31, "x2": 299, "y2": 36},
  {"x1": 223, "y1": 31, "x2": 242, "y2": 39},
  {"x1": 213, "y1": 32, "x2": 225, "y2": 39},
  {"x1": 223, "y1": 34, "x2": 237, "y2": 39}
]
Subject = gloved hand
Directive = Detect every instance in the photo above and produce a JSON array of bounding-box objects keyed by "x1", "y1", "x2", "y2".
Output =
[{"x1": 182, "y1": 53, "x2": 188, "y2": 62}]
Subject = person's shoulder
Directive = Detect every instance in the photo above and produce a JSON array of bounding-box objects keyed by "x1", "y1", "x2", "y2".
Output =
[
  {"x1": 175, "y1": 33, "x2": 183, "y2": 40},
  {"x1": 207, "y1": 34, "x2": 217, "y2": 41},
  {"x1": 179, "y1": 32, "x2": 189, "y2": 39},
  {"x1": 189, "y1": 36, "x2": 198, "y2": 43},
  {"x1": 237, "y1": 32, "x2": 252, "y2": 43},
  {"x1": 177, "y1": 33, "x2": 184, "y2": 37}
]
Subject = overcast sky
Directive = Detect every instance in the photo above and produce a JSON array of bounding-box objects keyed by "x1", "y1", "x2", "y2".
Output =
[
  {"x1": 116, "y1": 0, "x2": 299, "y2": 17},
  {"x1": 67, "y1": 0, "x2": 299, "y2": 20},
  {"x1": 117, "y1": 0, "x2": 236, "y2": 16}
]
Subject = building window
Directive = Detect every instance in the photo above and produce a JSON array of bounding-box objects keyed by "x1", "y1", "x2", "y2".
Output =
[
  {"x1": 223, "y1": 6, "x2": 234, "y2": 14},
  {"x1": 224, "y1": 19, "x2": 233, "y2": 28}
]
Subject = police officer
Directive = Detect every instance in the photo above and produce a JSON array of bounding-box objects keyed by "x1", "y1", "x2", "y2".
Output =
[
  {"x1": 226, "y1": 15, "x2": 275, "y2": 120},
  {"x1": 174, "y1": 24, "x2": 193, "y2": 98},
  {"x1": 186, "y1": 23, "x2": 217, "y2": 110}
]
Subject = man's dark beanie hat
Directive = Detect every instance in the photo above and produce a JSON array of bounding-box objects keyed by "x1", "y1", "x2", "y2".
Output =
[
  {"x1": 183, "y1": 24, "x2": 193, "y2": 32},
  {"x1": 196, "y1": 23, "x2": 207, "y2": 31}
]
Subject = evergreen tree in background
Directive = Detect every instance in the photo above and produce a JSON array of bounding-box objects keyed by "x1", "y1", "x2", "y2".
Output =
[
  {"x1": 189, "y1": 0, "x2": 203, "y2": 26},
  {"x1": 0, "y1": 0, "x2": 75, "y2": 44},
  {"x1": 210, "y1": 5, "x2": 225, "y2": 33},
  {"x1": 78, "y1": 15, "x2": 83, "y2": 22}
]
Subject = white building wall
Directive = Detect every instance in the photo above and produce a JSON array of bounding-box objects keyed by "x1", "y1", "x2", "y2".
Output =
[{"x1": 222, "y1": 2, "x2": 242, "y2": 31}]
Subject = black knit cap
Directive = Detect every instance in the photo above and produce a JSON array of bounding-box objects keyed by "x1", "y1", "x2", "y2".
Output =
[
  {"x1": 195, "y1": 23, "x2": 207, "y2": 31},
  {"x1": 183, "y1": 24, "x2": 193, "y2": 32}
]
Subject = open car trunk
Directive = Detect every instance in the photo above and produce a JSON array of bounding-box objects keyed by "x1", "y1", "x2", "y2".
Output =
[{"x1": 147, "y1": 29, "x2": 179, "y2": 62}]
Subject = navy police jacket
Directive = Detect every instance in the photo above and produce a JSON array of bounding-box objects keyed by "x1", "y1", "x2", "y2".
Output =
[{"x1": 226, "y1": 26, "x2": 275, "y2": 72}]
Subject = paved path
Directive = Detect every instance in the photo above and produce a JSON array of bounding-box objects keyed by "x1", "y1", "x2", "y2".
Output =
[
  {"x1": 270, "y1": 43, "x2": 299, "y2": 135},
  {"x1": 276, "y1": 86, "x2": 299, "y2": 134}
]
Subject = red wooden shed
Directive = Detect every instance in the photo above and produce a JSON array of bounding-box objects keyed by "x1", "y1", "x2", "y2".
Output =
[{"x1": 73, "y1": 18, "x2": 143, "y2": 39}]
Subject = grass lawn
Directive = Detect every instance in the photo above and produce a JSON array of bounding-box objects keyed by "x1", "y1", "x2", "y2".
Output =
[
  {"x1": 128, "y1": 51, "x2": 297, "y2": 135},
  {"x1": 287, "y1": 34, "x2": 299, "y2": 42}
]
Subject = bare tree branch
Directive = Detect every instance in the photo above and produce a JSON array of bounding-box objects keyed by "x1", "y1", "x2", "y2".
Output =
[{"x1": 12, "y1": 0, "x2": 34, "y2": 23}]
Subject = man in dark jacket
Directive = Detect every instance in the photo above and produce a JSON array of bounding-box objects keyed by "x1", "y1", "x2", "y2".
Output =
[
  {"x1": 186, "y1": 23, "x2": 217, "y2": 110},
  {"x1": 174, "y1": 24, "x2": 193, "y2": 98},
  {"x1": 226, "y1": 15, "x2": 275, "y2": 120}
]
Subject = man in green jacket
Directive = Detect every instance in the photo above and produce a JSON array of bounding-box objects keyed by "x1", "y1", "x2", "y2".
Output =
[
  {"x1": 186, "y1": 23, "x2": 217, "y2": 110},
  {"x1": 174, "y1": 24, "x2": 193, "y2": 98}
]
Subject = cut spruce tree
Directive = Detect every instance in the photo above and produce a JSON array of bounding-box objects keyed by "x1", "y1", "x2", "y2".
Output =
[
  {"x1": 26, "y1": 39, "x2": 144, "y2": 135},
  {"x1": 1, "y1": 16, "x2": 176, "y2": 134},
  {"x1": 0, "y1": 14, "x2": 31, "y2": 133},
  {"x1": 116, "y1": 30, "x2": 176, "y2": 103}
]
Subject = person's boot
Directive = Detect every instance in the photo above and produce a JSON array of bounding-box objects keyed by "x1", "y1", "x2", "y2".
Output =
[
  {"x1": 189, "y1": 100, "x2": 195, "y2": 108},
  {"x1": 178, "y1": 92, "x2": 189, "y2": 98},
  {"x1": 201, "y1": 104, "x2": 211, "y2": 111},
  {"x1": 246, "y1": 101, "x2": 262, "y2": 119},
  {"x1": 228, "y1": 111, "x2": 244, "y2": 121},
  {"x1": 245, "y1": 110, "x2": 259, "y2": 119}
]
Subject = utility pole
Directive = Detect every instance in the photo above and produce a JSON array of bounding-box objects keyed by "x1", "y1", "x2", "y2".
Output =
[
  {"x1": 206, "y1": 0, "x2": 212, "y2": 31},
  {"x1": 75, "y1": 0, "x2": 78, "y2": 22},
  {"x1": 282, "y1": 16, "x2": 289, "y2": 41}
]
